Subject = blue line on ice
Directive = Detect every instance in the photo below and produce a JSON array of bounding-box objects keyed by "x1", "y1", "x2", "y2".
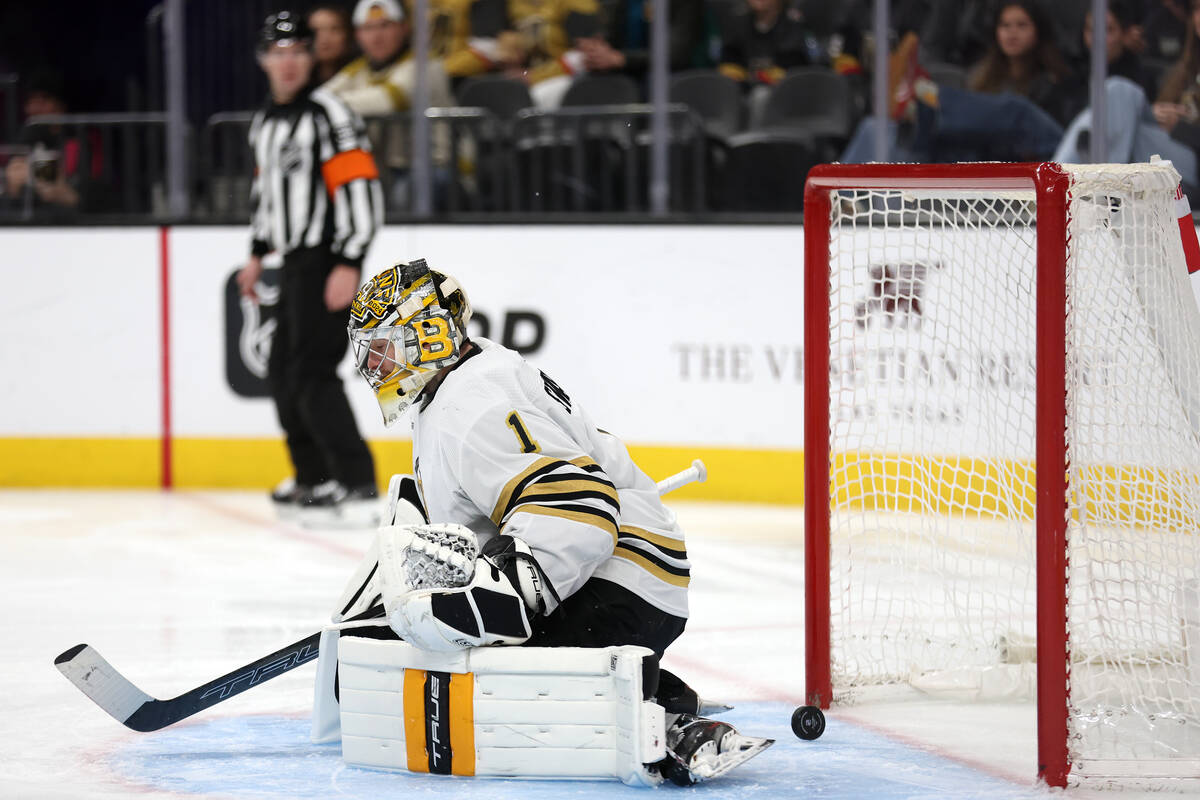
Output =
[{"x1": 109, "y1": 702, "x2": 1050, "y2": 799}]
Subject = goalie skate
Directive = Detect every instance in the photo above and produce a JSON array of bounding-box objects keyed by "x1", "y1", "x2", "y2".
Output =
[{"x1": 660, "y1": 714, "x2": 774, "y2": 786}]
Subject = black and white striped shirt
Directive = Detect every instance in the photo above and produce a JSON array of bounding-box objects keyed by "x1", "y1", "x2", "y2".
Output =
[{"x1": 249, "y1": 87, "x2": 383, "y2": 267}]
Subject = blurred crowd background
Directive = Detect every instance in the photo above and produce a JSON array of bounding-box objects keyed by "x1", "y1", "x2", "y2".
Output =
[{"x1": 0, "y1": 0, "x2": 1196, "y2": 220}]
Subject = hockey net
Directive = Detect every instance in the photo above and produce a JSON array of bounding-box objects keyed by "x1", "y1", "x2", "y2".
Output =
[{"x1": 803, "y1": 162, "x2": 1200, "y2": 786}]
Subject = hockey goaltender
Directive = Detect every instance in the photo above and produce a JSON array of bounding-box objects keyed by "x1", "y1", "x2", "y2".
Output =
[{"x1": 312, "y1": 259, "x2": 775, "y2": 785}]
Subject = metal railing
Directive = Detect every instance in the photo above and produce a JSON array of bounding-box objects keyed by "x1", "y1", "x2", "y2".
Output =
[
  {"x1": 199, "y1": 105, "x2": 710, "y2": 221},
  {"x1": 201, "y1": 111, "x2": 254, "y2": 219},
  {"x1": 10, "y1": 113, "x2": 177, "y2": 219},
  {"x1": 0, "y1": 74, "x2": 19, "y2": 143},
  {"x1": 0, "y1": 144, "x2": 32, "y2": 219},
  {"x1": 510, "y1": 104, "x2": 707, "y2": 214}
]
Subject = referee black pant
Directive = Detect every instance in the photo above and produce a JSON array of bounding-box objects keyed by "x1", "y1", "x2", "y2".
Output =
[{"x1": 267, "y1": 246, "x2": 375, "y2": 489}]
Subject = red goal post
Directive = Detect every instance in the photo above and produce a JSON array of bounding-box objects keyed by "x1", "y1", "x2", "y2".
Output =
[{"x1": 802, "y1": 161, "x2": 1200, "y2": 789}]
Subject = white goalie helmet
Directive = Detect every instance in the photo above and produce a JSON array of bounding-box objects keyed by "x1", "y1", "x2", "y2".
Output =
[{"x1": 347, "y1": 259, "x2": 472, "y2": 426}]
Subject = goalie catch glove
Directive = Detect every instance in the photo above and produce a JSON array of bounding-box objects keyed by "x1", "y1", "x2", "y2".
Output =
[{"x1": 380, "y1": 525, "x2": 555, "y2": 652}]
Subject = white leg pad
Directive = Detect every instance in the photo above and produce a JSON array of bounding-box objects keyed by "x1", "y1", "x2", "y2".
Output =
[
  {"x1": 336, "y1": 638, "x2": 666, "y2": 785},
  {"x1": 310, "y1": 629, "x2": 342, "y2": 744}
]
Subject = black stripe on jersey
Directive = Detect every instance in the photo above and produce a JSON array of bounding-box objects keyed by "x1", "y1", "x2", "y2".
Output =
[
  {"x1": 514, "y1": 472, "x2": 619, "y2": 511},
  {"x1": 532, "y1": 472, "x2": 614, "y2": 496},
  {"x1": 494, "y1": 460, "x2": 587, "y2": 524},
  {"x1": 618, "y1": 531, "x2": 688, "y2": 561},
  {"x1": 517, "y1": 488, "x2": 620, "y2": 511},
  {"x1": 535, "y1": 472, "x2": 614, "y2": 488},
  {"x1": 613, "y1": 544, "x2": 691, "y2": 579},
  {"x1": 511, "y1": 501, "x2": 618, "y2": 530},
  {"x1": 507, "y1": 502, "x2": 619, "y2": 542}
]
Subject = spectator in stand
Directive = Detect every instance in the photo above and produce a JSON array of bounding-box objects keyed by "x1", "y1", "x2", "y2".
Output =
[
  {"x1": 1154, "y1": 0, "x2": 1200, "y2": 135},
  {"x1": 917, "y1": 0, "x2": 996, "y2": 66},
  {"x1": 573, "y1": 0, "x2": 711, "y2": 82},
  {"x1": 0, "y1": 71, "x2": 108, "y2": 217},
  {"x1": 717, "y1": 0, "x2": 819, "y2": 88},
  {"x1": 424, "y1": 0, "x2": 515, "y2": 84},
  {"x1": 967, "y1": 0, "x2": 1078, "y2": 124},
  {"x1": 842, "y1": 1, "x2": 1071, "y2": 164},
  {"x1": 308, "y1": 4, "x2": 357, "y2": 84},
  {"x1": 1082, "y1": 0, "x2": 1158, "y2": 96},
  {"x1": 1053, "y1": 0, "x2": 1197, "y2": 184},
  {"x1": 1141, "y1": 0, "x2": 1190, "y2": 64},
  {"x1": 323, "y1": 0, "x2": 453, "y2": 207},
  {"x1": 324, "y1": 0, "x2": 453, "y2": 115},
  {"x1": 496, "y1": 0, "x2": 602, "y2": 108},
  {"x1": 1151, "y1": 0, "x2": 1200, "y2": 196}
]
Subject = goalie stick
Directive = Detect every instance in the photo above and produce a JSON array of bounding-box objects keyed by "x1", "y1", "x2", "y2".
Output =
[
  {"x1": 54, "y1": 633, "x2": 321, "y2": 732},
  {"x1": 54, "y1": 461, "x2": 708, "y2": 732}
]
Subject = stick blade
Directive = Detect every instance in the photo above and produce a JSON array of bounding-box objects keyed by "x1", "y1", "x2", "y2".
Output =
[{"x1": 55, "y1": 644, "x2": 155, "y2": 727}]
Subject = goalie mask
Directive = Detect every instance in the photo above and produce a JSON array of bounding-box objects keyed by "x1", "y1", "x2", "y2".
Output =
[{"x1": 348, "y1": 260, "x2": 472, "y2": 426}]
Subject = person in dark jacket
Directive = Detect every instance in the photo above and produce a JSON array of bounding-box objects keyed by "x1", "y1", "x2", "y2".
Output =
[
  {"x1": 1152, "y1": 0, "x2": 1200, "y2": 185},
  {"x1": 574, "y1": 0, "x2": 710, "y2": 79},
  {"x1": 1054, "y1": 0, "x2": 1197, "y2": 183},
  {"x1": 718, "y1": 0, "x2": 818, "y2": 87}
]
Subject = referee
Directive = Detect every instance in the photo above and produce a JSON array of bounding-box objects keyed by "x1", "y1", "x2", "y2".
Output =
[{"x1": 236, "y1": 11, "x2": 382, "y2": 522}]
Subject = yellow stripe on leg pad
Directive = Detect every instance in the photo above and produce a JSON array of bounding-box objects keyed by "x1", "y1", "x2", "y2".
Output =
[
  {"x1": 403, "y1": 668, "x2": 428, "y2": 773},
  {"x1": 449, "y1": 672, "x2": 475, "y2": 776}
]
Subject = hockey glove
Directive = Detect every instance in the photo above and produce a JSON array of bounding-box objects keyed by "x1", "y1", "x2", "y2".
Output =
[
  {"x1": 385, "y1": 473, "x2": 428, "y2": 525},
  {"x1": 379, "y1": 525, "x2": 552, "y2": 651}
]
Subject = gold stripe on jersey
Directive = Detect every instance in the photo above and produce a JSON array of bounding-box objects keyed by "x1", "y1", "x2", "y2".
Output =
[
  {"x1": 570, "y1": 455, "x2": 603, "y2": 471},
  {"x1": 613, "y1": 545, "x2": 691, "y2": 588},
  {"x1": 490, "y1": 456, "x2": 614, "y2": 524},
  {"x1": 618, "y1": 524, "x2": 686, "y2": 553},
  {"x1": 491, "y1": 456, "x2": 559, "y2": 526},
  {"x1": 508, "y1": 503, "x2": 619, "y2": 545},
  {"x1": 515, "y1": 475, "x2": 619, "y2": 510}
]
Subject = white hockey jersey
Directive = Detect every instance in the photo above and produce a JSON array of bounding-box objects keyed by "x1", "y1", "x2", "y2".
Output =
[{"x1": 411, "y1": 338, "x2": 689, "y2": 619}]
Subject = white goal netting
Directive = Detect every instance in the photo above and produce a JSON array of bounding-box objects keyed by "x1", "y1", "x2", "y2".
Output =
[{"x1": 820, "y1": 162, "x2": 1200, "y2": 780}]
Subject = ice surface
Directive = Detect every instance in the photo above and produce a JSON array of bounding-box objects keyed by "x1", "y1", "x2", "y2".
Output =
[{"x1": 0, "y1": 491, "x2": 1178, "y2": 798}]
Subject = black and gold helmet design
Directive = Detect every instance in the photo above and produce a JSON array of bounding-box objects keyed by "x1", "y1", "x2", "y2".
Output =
[{"x1": 348, "y1": 259, "x2": 472, "y2": 425}]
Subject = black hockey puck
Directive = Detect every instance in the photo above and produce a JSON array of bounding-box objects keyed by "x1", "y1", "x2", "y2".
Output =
[{"x1": 791, "y1": 705, "x2": 826, "y2": 740}]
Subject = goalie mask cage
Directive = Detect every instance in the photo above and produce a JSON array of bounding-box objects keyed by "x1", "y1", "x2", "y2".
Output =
[{"x1": 803, "y1": 162, "x2": 1200, "y2": 788}]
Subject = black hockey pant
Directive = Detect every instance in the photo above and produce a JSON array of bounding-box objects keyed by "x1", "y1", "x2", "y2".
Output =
[
  {"x1": 344, "y1": 577, "x2": 699, "y2": 712},
  {"x1": 267, "y1": 247, "x2": 375, "y2": 488}
]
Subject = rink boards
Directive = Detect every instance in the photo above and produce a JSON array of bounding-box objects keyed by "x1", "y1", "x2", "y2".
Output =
[{"x1": 4, "y1": 224, "x2": 1200, "y2": 508}]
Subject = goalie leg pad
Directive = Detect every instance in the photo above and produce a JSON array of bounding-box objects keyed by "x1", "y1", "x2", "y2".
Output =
[
  {"x1": 336, "y1": 638, "x2": 665, "y2": 784},
  {"x1": 310, "y1": 629, "x2": 342, "y2": 743}
]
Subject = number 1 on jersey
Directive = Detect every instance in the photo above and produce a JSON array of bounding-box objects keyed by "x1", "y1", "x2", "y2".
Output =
[{"x1": 506, "y1": 411, "x2": 540, "y2": 453}]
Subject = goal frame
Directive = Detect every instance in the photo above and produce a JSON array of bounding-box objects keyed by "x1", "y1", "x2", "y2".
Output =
[{"x1": 802, "y1": 162, "x2": 1071, "y2": 787}]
